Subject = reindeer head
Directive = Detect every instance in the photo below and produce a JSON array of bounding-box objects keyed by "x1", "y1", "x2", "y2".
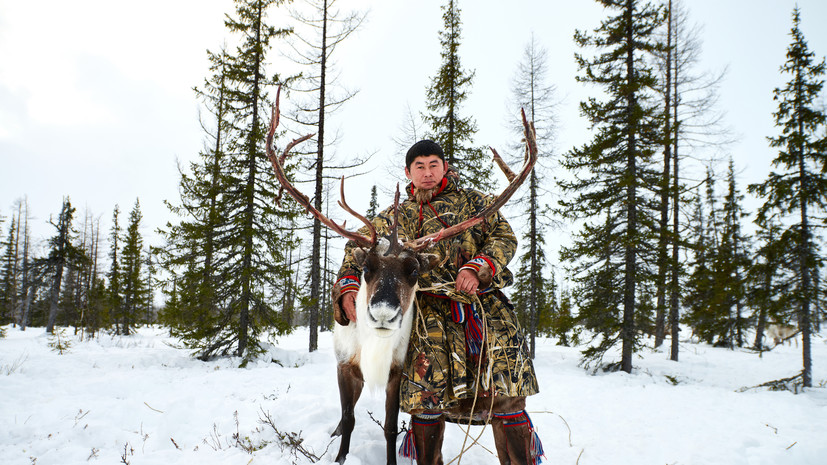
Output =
[{"x1": 349, "y1": 235, "x2": 438, "y2": 331}]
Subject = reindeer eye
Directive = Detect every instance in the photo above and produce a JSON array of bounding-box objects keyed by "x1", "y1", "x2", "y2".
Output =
[{"x1": 403, "y1": 258, "x2": 420, "y2": 280}]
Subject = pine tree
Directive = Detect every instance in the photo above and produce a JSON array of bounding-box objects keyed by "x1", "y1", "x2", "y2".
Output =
[
  {"x1": 108, "y1": 205, "x2": 123, "y2": 334},
  {"x1": 366, "y1": 185, "x2": 379, "y2": 220},
  {"x1": 424, "y1": 0, "x2": 493, "y2": 191},
  {"x1": 747, "y1": 7, "x2": 827, "y2": 388},
  {"x1": 225, "y1": 0, "x2": 297, "y2": 360},
  {"x1": 684, "y1": 171, "x2": 724, "y2": 344},
  {"x1": 143, "y1": 248, "x2": 157, "y2": 325},
  {"x1": 507, "y1": 34, "x2": 558, "y2": 358},
  {"x1": 162, "y1": 0, "x2": 296, "y2": 360},
  {"x1": 120, "y1": 199, "x2": 147, "y2": 336},
  {"x1": 42, "y1": 197, "x2": 86, "y2": 334},
  {"x1": 719, "y1": 160, "x2": 750, "y2": 347},
  {"x1": 560, "y1": 0, "x2": 665, "y2": 373},
  {"x1": 554, "y1": 283, "x2": 578, "y2": 346},
  {"x1": 159, "y1": 46, "x2": 232, "y2": 342},
  {"x1": 747, "y1": 214, "x2": 792, "y2": 350},
  {"x1": 563, "y1": 208, "x2": 624, "y2": 369},
  {"x1": 0, "y1": 214, "x2": 18, "y2": 325}
]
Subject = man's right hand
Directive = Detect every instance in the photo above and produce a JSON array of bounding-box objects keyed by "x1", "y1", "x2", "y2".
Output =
[{"x1": 342, "y1": 292, "x2": 357, "y2": 323}]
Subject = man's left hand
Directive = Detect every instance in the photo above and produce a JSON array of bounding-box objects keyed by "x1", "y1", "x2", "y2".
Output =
[{"x1": 456, "y1": 268, "x2": 480, "y2": 294}]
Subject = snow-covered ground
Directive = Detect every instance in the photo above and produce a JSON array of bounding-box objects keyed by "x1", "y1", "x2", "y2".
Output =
[{"x1": 1, "y1": 325, "x2": 826, "y2": 465}]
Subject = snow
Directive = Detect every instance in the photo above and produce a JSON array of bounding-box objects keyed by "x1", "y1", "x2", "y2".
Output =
[{"x1": 1, "y1": 325, "x2": 826, "y2": 465}]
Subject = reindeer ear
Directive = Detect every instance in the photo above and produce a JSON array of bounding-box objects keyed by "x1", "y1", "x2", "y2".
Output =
[
  {"x1": 352, "y1": 248, "x2": 369, "y2": 267},
  {"x1": 417, "y1": 253, "x2": 441, "y2": 273}
]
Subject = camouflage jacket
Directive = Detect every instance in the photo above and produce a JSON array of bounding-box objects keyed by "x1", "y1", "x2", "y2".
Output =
[{"x1": 333, "y1": 176, "x2": 517, "y2": 320}]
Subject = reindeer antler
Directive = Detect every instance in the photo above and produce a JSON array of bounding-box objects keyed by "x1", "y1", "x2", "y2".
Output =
[
  {"x1": 490, "y1": 147, "x2": 517, "y2": 183},
  {"x1": 266, "y1": 86, "x2": 378, "y2": 248},
  {"x1": 405, "y1": 108, "x2": 538, "y2": 251}
]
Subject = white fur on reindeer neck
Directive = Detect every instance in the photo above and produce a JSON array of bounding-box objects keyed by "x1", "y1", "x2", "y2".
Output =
[
  {"x1": 358, "y1": 278, "x2": 416, "y2": 390},
  {"x1": 332, "y1": 239, "x2": 417, "y2": 390}
]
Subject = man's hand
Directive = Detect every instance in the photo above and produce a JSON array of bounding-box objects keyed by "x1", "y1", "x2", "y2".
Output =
[
  {"x1": 456, "y1": 268, "x2": 480, "y2": 294},
  {"x1": 342, "y1": 292, "x2": 357, "y2": 322}
]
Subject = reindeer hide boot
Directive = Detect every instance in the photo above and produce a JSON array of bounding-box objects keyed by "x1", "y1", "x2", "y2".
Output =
[
  {"x1": 399, "y1": 413, "x2": 445, "y2": 465},
  {"x1": 491, "y1": 411, "x2": 545, "y2": 465}
]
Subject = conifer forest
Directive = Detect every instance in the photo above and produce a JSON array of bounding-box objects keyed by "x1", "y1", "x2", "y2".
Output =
[{"x1": 3, "y1": 0, "x2": 827, "y2": 394}]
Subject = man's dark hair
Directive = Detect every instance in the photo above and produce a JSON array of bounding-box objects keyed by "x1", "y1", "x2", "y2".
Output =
[{"x1": 406, "y1": 140, "x2": 445, "y2": 168}]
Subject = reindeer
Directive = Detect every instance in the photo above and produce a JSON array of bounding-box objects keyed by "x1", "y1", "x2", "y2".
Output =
[
  {"x1": 265, "y1": 88, "x2": 537, "y2": 465},
  {"x1": 767, "y1": 323, "x2": 799, "y2": 348}
]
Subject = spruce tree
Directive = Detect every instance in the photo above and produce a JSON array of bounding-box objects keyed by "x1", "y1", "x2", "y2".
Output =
[
  {"x1": 424, "y1": 0, "x2": 493, "y2": 191},
  {"x1": 163, "y1": 0, "x2": 296, "y2": 360},
  {"x1": 683, "y1": 180, "x2": 716, "y2": 344},
  {"x1": 689, "y1": 162, "x2": 751, "y2": 348},
  {"x1": 555, "y1": 284, "x2": 577, "y2": 346},
  {"x1": 747, "y1": 7, "x2": 827, "y2": 388},
  {"x1": 719, "y1": 160, "x2": 750, "y2": 347},
  {"x1": 747, "y1": 214, "x2": 791, "y2": 350},
  {"x1": 108, "y1": 205, "x2": 123, "y2": 334},
  {"x1": 366, "y1": 185, "x2": 379, "y2": 220},
  {"x1": 120, "y1": 199, "x2": 147, "y2": 336},
  {"x1": 563, "y1": 208, "x2": 624, "y2": 369},
  {"x1": 0, "y1": 215, "x2": 18, "y2": 325},
  {"x1": 225, "y1": 0, "x2": 297, "y2": 360},
  {"x1": 43, "y1": 197, "x2": 86, "y2": 334},
  {"x1": 159, "y1": 47, "x2": 232, "y2": 346},
  {"x1": 560, "y1": 0, "x2": 665, "y2": 373}
]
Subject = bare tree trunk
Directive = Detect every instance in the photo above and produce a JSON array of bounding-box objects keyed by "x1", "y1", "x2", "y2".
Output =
[
  {"x1": 307, "y1": 0, "x2": 330, "y2": 352},
  {"x1": 19, "y1": 209, "x2": 31, "y2": 331},
  {"x1": 528, "y1": 169, "x2": 538, "y2": 359},
  {"x1": 238, "y1": 0, "x2": 267, "y2": 357},
  {"x1": 322, "y1": 223, "x2": 332, "y2": 332},
  {"x1": 798, "y1": 118, "x2": 812, "y2": 388},
  {"x1": 734, "y1": 235, "x2": 744, "y2": 347},
  {"x1": 814, "y1": 269, "x2": 822, "y2": 328},
  {"x1": 621, "y1": 0, "x2": 637, "y2": 374},
  {"x1": 46, "y1": 259, "x2": 64, "y2": 333},
  {"x1": 655, "y1": 0, "x2": 674, "y2": 348},
  {"x1": 10, "y1": 204, "x2": 22, "y2": 327},
  {"x1": 668, "y1": 0, "x2": 681, "y2": 362},
  {"x1": 282, "y1": 247, "x2": 295, "y2": 327}
]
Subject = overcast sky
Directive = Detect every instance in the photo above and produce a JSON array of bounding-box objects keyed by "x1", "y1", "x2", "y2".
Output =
[{"x1": 1, "y1": 0, "x2": 826, "y2": 262}]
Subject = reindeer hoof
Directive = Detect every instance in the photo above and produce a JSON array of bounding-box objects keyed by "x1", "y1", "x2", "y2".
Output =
[{"x1": 332, "y1": 420, "x2": 343, "y2": 437}]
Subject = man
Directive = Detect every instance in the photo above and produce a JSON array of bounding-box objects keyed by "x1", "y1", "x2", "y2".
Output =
[{"x1": 332, "y1": 140, "x2": 541, "y2": 465}]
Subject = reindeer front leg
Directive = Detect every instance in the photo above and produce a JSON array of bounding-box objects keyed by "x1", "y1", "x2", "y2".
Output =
[
  {"x1": 334, "y1": 362, "x2": 364, "y2": 464},
  {"x1": 385, "y1": 365, "x2": 402, "y2": 465}
]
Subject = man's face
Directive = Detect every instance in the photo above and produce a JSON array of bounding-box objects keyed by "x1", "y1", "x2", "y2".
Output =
[{"x1": 405, "y1": 155, "x2": 447, "y2": 190}]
